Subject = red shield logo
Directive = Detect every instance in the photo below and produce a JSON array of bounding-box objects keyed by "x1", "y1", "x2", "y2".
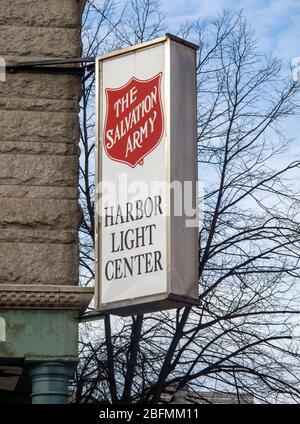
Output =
[{"x1": 103, "y1": 73, "x2": 164, "y2": 168}]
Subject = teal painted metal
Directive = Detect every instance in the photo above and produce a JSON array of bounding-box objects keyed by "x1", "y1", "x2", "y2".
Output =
[
  {"x1": 29, "y1": 362, "x2": 75, "y2": 404},
  {"x1": 0, "y1": 310, "x2": 78, "y2": 360}
]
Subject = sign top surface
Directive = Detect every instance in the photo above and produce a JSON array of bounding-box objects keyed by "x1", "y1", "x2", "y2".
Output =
[{"x1": 95, "y1": 33, "x2": 199, "y2": 64}]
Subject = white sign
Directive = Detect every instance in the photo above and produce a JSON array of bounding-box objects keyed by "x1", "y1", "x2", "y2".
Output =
[{"x1": 95, "y1": 34, "x2": 199, "y2": 315}]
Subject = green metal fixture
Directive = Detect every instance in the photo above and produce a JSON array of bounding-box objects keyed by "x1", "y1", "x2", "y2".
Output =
[{"x1": 29, "y1": 362, "x2": 75, "y2": 404}]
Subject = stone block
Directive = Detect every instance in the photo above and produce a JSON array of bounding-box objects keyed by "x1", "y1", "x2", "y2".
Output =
[
  {"x1": 0, "y1": 229, "x2": 77, "y2": 244},
  {"x1": 0, "y1": 74, "x2": 81, "y2": 101},
  {"x1": 0, "y1": 0, "x2": 82, "y2": 28},
  {"x1": 0, "y1": 185, "x2": 78, "y2": 200},
  {"x1": 0, "y1": 98, "x2": 78, "y2": 113},
  {"x1": 0, "y1": 141, "x2": 79, "y2": 156},
  {"x1": 0, "y1": 242, "x2": 78, "y2": 285},
  {"x1": 0, "y1": 154, "x2": 79, "y2": 186},
  {"x1": 0, "y1": 110, "x2": 79, "y2": 143},
  {"x1": 0, "y1": 198, "x2": 81, "y2": 230},
  {"x1": 0, "y1": 26, "x2": 81, "y2": 58}
]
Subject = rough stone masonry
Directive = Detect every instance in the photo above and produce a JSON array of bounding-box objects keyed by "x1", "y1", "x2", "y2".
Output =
[{"x1": 0, "y1": 1, "x2": 93, "y2": 313}]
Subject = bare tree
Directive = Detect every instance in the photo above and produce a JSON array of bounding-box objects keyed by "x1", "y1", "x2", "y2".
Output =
[{"x1": 72, "y1": 4, "x2": 300, "y2": 404}]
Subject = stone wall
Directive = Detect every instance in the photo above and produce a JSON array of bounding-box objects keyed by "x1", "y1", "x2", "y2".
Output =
[{"x1": 0, "y1": 1, "x2": 85, "y2": 288}]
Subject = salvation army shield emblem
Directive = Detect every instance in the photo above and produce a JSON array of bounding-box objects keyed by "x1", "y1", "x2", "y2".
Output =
[{"x1": 103, "y1": 73, "x2": 164, "y2": 168}]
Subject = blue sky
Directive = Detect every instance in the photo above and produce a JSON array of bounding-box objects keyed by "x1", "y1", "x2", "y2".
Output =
[
  {"x1": 161, "y1": 0, "x2": 300, "y2": 63},
  {"x1": 158, "y1": 0, "x2": 300, "y2": 177}
]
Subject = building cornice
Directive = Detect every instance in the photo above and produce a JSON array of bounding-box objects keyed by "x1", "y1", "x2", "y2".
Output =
[{"x1": 0, "y1": 285, "x2": 94, "y2": 315}]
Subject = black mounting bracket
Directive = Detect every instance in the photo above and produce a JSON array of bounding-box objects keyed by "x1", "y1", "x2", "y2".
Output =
[{"x1": 5, "y1": 57, "x2": 96, "y2": 77}]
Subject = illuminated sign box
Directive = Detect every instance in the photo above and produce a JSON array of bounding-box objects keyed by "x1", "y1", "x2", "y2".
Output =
[{"x1": 95, "y1": 34, "x2": 199, "y2": 316}]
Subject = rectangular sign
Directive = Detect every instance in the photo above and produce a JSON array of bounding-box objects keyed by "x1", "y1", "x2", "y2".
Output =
[{"x1": 95, "y1": 34, "x2": 199, "y2": 315}]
